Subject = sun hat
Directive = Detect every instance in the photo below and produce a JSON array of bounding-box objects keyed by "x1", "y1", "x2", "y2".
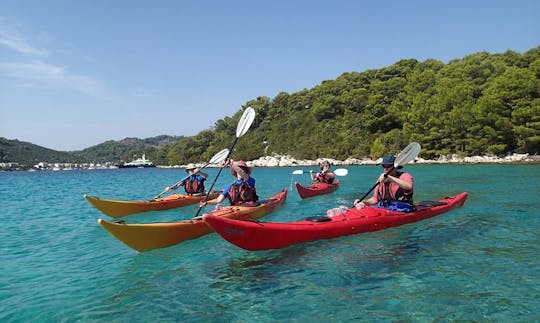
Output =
[
  {"x1": 230, "y1": 160, "x2": 251, "y2": 177},
  {"x1": 379, "y1": 154, "x2": 396, "y2": 166},
  {"x1": 185, "y1": 163, "x2": 196, "y2": 173},
  {"x1": 378, "y1": 154, "x2": 403, "y2": 169}
]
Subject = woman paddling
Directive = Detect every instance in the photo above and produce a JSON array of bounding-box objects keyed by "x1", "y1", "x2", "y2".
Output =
[
  {"x1": 199, "y1": 159, "x2": 258, "y2": 207},
  {"x1": 310, "y1": 160, "x2": 336, "y2": 184}
]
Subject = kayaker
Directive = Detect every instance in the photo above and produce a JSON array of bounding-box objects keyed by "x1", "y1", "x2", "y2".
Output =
[
  {"x1": 353, "y1": 154, "x2": 415, "y2": 211},
  {"x1": 164, "y1": 163, "x2": 209, "y2": 195},
  {"x1": 199, "y1": 159, "x2": 259, "y2": 207},
  {"x1": 310, "y1": 160, "x2": 336, "y2": 184}
]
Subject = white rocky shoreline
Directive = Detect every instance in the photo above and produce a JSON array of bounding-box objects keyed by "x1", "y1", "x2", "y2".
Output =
[{"x1": 173, "y1": 153, "x2": 539, "y2": 169}]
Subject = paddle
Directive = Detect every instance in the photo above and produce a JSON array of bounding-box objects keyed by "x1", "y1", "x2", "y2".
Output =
[
  {"x1": 193, "y1": 107, "x2": 256, "y2": 218},
  {"x1": 356, "y1": 142, "x2": 421, "y2": 202},
  {"x1": 153, "y1": 148, "x2": 230, "y2": 199},
  {"x1": 292, "y1": 168, "x2": 348, "y2": 176}
]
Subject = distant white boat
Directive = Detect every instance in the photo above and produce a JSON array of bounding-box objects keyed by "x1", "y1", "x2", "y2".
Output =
[{"x1": 119, "y1": 153, "x2": 156, "y2": 168}]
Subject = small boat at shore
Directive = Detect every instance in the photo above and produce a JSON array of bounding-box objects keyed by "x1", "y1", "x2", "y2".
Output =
[{"x1": 119, "y1": 153, "x2": 156, "y2": 168}]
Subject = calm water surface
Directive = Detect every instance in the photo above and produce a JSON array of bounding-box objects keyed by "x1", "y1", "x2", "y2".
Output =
[{"x1": 1, "y1": 164, "x2": 539, "y2": 321}]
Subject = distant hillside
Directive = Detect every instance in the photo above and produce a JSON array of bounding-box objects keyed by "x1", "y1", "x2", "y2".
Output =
[
  {"x1": 71, "y1": 135, "x2": 186, "y2": 164},
  {"x1": 0, "y1": 135, "x2": 186, "y2": 167},
  {"x1": 0, "y1": 138, "x2": 74, "y2": 165}
]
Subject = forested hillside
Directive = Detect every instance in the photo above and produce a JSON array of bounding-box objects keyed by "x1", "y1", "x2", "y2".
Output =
[
  {"x1": 3, "y1": 47, "x2": 539, "y2": 167},
  {"x1": 0, "y1": 136, "x2": 185, "y2": 166},
  {"x1": 0, "y1": 138, "x2": 74, "y2": 164},
  {"x1": 166, "y1": 46, "x2": 540, "y2": 164},
  {"x1": 70, "y1": 135, "x2": 186, "y2": 164}
]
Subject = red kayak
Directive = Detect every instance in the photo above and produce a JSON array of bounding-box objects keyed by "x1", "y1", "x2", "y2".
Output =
[
  {"x1": 203, "y1": 192, "x2": 468, "y2": 251},
  {"x1": 295, "y1": 179, "x2": 340, "y2": 199}
]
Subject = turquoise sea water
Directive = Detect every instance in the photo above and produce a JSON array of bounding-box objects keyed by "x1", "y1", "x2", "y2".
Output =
[{"x1": 1, "y1": 164, "x2": 539, "y2": 322}]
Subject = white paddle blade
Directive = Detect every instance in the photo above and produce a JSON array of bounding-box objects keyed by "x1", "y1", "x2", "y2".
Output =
[
  {"x1": 395, "y1": 142, "x2": 421, "y2": 167},
  {"x1": 209, "y1": 148, "x2": 230, "y2": 164},
  {"x1": 334, "y1": 168, "x2": 348, "y2": 176},
  {"x1": 236, "y1": 107, "x2": 256, "y2": 138},
  {"x1": 292, "y1": 170, "x2": 304, "y2": 175}
]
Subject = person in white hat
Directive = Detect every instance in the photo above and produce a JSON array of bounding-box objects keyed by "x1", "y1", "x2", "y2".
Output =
[
  {"x1": 164, "y1": 163, "x2": 209, "y2": 195},
  {"x1": 199, "y1": 159, "x2": 258, "y2": 206}
]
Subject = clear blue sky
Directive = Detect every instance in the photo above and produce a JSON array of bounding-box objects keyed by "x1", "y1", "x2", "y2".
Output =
[{"x1": 1, "y1": 1, "x2": 538, "y2": 151}]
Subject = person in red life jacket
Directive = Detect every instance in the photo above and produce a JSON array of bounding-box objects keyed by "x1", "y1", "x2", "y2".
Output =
[
  {"x1": 164, "y1": 163, "x2": 209, "y2": 195},
  {"x1": 199, "y1": 159, "x2": 258, "y2": 207},
  {"x1": 309, "y1": 160, "x2": 336, "y2": 184},
  {"x1": 353, "y1": 154, "x2": 415, "y2": 211}
]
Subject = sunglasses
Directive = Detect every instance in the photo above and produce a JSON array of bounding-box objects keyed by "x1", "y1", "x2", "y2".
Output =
[{"x1": 381, "y1": 165, "x2": 394, "y2": 169}]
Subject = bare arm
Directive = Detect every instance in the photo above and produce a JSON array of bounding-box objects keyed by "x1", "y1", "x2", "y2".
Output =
[
  {"x1": 199, "y1": 194, "x2": 225, "y2": 207},
  {"x1": 230, "y1": 161, "x2": 249, "y2": 181}
]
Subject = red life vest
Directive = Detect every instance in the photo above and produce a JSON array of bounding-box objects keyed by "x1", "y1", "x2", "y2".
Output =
[
  {"x1": 376, "y1": 172, "x2": 413, "y2": 205},
  {"x1": 184, "y1": 176, "x2": 205, "y2": 195},
  {"x1": 227, "y1": 181, "x2": 258, "y2": 205},
  {"x1": 315, "y1": 172, "x2": 333, "y2": 184}
]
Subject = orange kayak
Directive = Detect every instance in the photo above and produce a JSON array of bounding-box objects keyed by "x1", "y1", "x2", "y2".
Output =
[
  {"x1": 97, "y1": 189, "x2": 287, "y2": 252},
  {"x1": 84, "y1": 192, "x2": 220, "y2": 218}
]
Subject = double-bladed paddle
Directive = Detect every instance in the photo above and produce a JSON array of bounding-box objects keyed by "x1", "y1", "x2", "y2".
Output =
[
  {"x1": 357, "y1": 142, "x2": 421, "y2": 202},
  {"x1": 292, "y1": 168, "x2": 349, "y2": 176},
  {"x1": 153, "y1": 148, "x2": 230, "y2": 199},
  {"x1": 193, "y1": 107, "x2": 256, "y2": 218}
]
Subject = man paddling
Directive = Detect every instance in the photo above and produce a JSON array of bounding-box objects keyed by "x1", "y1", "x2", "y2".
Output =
[{"x1": 354, "y1": 154, "x2": 415, "y2": 212}]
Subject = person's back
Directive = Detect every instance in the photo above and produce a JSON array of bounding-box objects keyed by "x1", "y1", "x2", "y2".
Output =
[
  {"x1": 223, "y1": 160, "x2": 258, "y2": 205},
  {"x1": 183, "y1": 173, "x2": 206, "y2": 195},
  {"x1": 199, "y1": 159, "x2": 258, "y2": 208}
]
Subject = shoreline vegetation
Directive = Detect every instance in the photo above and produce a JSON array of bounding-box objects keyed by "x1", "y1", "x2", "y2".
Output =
[
  {"x1": 2, "y1": 153, "x2": 538, "y2": 171},
  {"x1": 9, "y1": 149, "x2": 539, "y2": 172},
  {"x1": 174, "y1": 153, "x2": 540, "y2": 169}
]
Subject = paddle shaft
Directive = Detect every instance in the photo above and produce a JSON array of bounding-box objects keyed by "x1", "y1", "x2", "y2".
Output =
[
  {"x1": 193, "y1": 137, "x2": 239, "y2": 218},
  {"x1": 357, "y1": 166, "x2": 395, "y2": 201}
]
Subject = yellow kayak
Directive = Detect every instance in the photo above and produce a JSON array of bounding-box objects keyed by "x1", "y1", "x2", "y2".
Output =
[
  {"x1": 84, "y1": 192, "x2": 220, "y2": 218},
  {"x1": 97, "y1": 189, "x2": 287, "y2": 252}
]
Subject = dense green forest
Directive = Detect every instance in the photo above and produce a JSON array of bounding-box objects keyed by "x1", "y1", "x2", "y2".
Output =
[
  {"x1": 166, "y1": 46, "x2": 540, "y2": 164},
  {"x1": 2, "y1": 47, "x2": 539, "y2": 167}
]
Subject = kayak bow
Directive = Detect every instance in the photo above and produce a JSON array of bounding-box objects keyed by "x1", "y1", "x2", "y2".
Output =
[{"x1": 84, "y1": 192, "x2": 220, "y2": 218}]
